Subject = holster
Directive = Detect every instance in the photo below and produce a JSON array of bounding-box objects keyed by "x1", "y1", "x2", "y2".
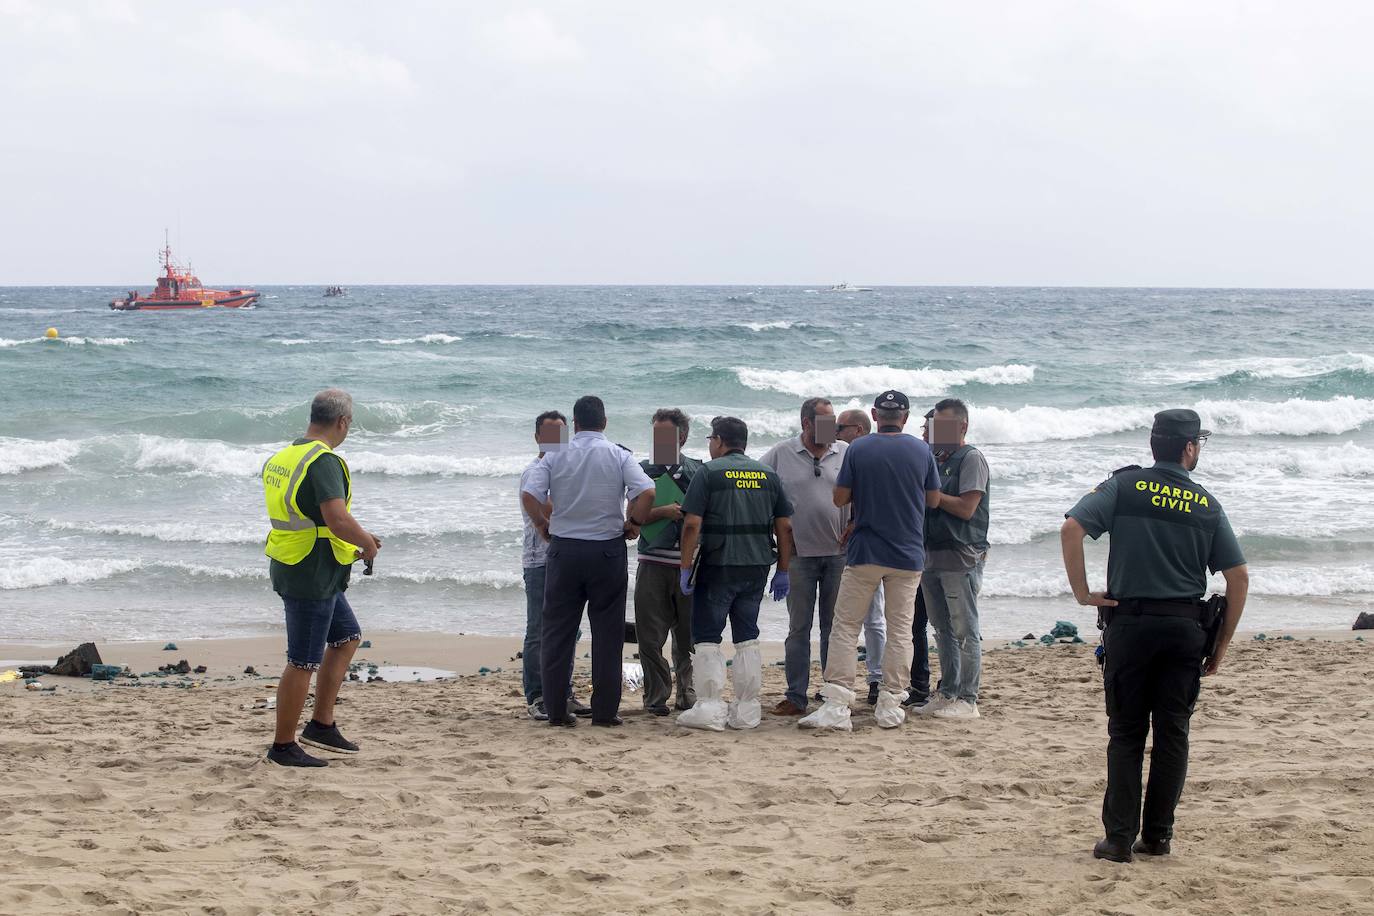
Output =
[{"x1": 1200, "y1": 593, "x2": 1227, "y2": 661}]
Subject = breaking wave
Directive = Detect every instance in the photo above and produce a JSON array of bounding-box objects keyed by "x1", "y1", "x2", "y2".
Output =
[
  {"x1": 0, "y1": 438, "x2": 83, "y2": 475},
  {"x1": 734, "y1": 364, "x2": 1036, "y2": 397}
]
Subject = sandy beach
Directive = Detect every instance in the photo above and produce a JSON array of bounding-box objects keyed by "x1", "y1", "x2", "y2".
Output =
[{"x1": 3, "y1": 630, "x2": 1372, "y2": 915}]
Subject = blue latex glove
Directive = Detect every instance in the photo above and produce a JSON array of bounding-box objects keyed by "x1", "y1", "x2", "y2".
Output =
[
  {"x1": 770, "y1": 569, "x2": 790, "y2": 602},
  {"x1": 679, "y1": 568, "x2": 695, "y2": 595}
]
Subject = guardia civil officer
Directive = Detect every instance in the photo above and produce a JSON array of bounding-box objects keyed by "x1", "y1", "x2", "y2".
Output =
[
  {"x1": 261, "y1": 388, "x2": 382, "y2": 767},
  {"x1": 521, "y1": 395, "x2": 656, "y2": 727},
  {"x1": 1061, "y1": 409, "x2": 1249, "y2": 863},
  {"x1": 676, "y1": 416, "x2": 794, "y2": 731}
]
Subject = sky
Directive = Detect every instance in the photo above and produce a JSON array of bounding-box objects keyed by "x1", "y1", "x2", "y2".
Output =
[{"x1": 2, "y1": 0, "x2": 1372, "y2": 286}]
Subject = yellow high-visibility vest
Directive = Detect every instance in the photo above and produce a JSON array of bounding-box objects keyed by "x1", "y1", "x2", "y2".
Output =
[{"x1": 262, "y1": 440, "x2": 359, "y2": 566}]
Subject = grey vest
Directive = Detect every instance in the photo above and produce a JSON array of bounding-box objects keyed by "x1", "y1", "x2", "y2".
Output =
[{"x1": 924, "y1": 445, "x2": 989, "y2": 552}]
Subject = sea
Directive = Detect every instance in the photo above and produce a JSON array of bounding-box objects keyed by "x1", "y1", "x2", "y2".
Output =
[{"x1": 2, "y1": 286, "x2": 1372, "y2": 644}]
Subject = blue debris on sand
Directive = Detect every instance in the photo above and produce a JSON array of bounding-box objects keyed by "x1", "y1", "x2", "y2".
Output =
[
  {"x1": 1050, "y1": 621, "x2": 1079, "y2": 639},
  {"x1": 162, "y1": 642, "x2": 177, "y2": 651},
  {"x1": 1254, "y1": 633, "x2": 1268, "y2": 641},
  {"x1": 1039, "y1": 634, "x2": 1056, "y2": 645},
  {"x1": 360, "y1": 640, "x2": 372, "y2": 648}
]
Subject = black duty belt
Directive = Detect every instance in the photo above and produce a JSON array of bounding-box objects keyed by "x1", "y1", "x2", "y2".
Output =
[{"x1": 1114, "y1": 598, "x2": 1204, "y2": 621}]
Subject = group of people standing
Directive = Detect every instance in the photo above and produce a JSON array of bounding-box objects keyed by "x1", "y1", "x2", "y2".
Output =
[
  {"x1": 259, "y1": 387, "x2": 1250, "y2": 867},
  {"x1": 515, "y1": 389, "x2": 990, "y2": 733}
]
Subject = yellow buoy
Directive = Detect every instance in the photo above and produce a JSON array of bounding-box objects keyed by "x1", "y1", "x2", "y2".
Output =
[{"x1": 44, "y1": 327, "x2": 58, "y2": 339}]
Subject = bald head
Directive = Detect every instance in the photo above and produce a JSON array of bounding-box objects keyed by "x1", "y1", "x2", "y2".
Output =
[{"x1": 837, "y1": 408, "x2": 870, "y2": 443}]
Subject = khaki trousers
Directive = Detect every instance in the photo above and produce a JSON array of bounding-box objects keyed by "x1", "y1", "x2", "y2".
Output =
[{"x1": 822, "y1": 564, "x2": 921, "y2": 695}]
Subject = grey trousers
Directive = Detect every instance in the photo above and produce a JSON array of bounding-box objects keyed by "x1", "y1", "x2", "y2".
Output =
[{"x1": 634, "y1": 561, "x2": 696, "y2": 710}]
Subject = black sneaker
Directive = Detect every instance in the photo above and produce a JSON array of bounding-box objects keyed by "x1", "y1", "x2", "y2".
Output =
[
  {"x1": 867, "y1": 683, "x2": 880, "y2": 706},
  {"x1": 646, "y1": 704, "x2": 671, "y2": 717},
  {"x1": 902, "y1": 690, "x2": 930, "y2": 708},
  {"x1": 527, "y1": 699, "x2": 549, "y2": 721},
  {"x1": 267, "y1": 742, "x2": 329, "y2": 768},
  {"x1": 570, "y1": 695, "x2": 593, "y2": 718},
  {"x1": 299, "y1": 720, "x2": 359, "y2": 754}
]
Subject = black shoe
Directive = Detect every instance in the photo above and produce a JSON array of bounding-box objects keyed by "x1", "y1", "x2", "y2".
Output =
[
  {"x1": 592, "y1": 716, "x2": 624, "y2": 727},
  {"x1": 1133, "y1": 838, "x2": 1171, "y2": 857},
  {"x1": 549, "y1": 713, "x2": 577, "y2": 727},
  {"x1": 1092, "y1": 838, "x2": 1133, "y2": 863},
  {"x1": 902, "y1": 691, "x2": 930, "y2": 708},
  {"x1": 299, "y1": 720, "x2": 359, "y2": 754},
  {"x1": 527, "y1": 699, "x2": 549, "y2": 721},
  {"x1": 647, "y1": 705, "x2": 671, "y2": 717},
  {"x1": 570, "y1": 696, "x2": 593, "y2": 718},
  {"x1": 866, "y1": 683, "x2": 880, "y2": 705},
  {"x1": 267, "y1": 742, "x2": 329, "y2": 767}
]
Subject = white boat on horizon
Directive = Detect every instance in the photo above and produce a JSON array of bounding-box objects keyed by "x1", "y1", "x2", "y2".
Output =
[{"x1": 825, "y1": 282, "x2": 874, "y2": 292}]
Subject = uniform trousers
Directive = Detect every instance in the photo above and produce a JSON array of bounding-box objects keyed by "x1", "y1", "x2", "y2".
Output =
[
  {"x1": 822, "y1": 564, "x2": 920, "y2": 695},
  {"x1": 542, "y1": 536, "x2": 627, "y2": 723},
  {"x1": 1101, "y1": 612, "x2": 1206, "y2": 844},
  {"x1": 633, "y1": 560, "x2": 695, "y2": 710}
]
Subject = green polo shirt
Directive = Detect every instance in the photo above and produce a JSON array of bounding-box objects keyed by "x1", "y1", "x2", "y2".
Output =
[
  {"x1": 1067, "y1": 461, "x2": 1245, "y2": 600},
  {"x1": 681, "y1": 451, "x2": 793, "y2": 567}
]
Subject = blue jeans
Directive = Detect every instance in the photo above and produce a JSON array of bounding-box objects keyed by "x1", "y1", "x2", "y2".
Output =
[
  {"x1": 863, "y1": 584, "x2": 886, "y2": 684},
  {"x1": 282, "y1": 591, "x2": 361, "y2": 671},
  {"x1": 783, "y1": 554, "x2": 843, "y2": 708},
  {"x1": 522, "y1": 564, "x2": 578, "y2": 705},
  {"x1": 692, "y1": 565, "x2": 768, "y2": 645},
  {"x1": 922, "y1": 559, "x2": 985, "y2": 702}
]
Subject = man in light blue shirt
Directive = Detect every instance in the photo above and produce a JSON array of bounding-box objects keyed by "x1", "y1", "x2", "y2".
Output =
[{"x1": 521, "y1": 395, "x2": 655, "y2": 727}]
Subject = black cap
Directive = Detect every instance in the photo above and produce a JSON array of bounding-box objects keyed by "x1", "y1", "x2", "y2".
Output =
[
  {"x1": 1151, "y1": 408, "x2": 1210, "y2": 440},
  {"x1": 874, "y1": 390, "x2": 909, "y2": 411}
]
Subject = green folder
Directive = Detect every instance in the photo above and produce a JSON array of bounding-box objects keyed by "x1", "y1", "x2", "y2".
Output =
[{"x1": 640, "y1": 473, "x2": 686, "y2": 547}]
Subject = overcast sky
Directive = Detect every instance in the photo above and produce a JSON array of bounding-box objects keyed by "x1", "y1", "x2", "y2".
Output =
[{"x1": 2, "y1": 1, "x2": 1372, "y2": 286}]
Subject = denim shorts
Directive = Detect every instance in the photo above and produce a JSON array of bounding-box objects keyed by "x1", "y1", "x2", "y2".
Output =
[{"x1": 283, "y1": 591, "x2": 362, "y2": 671}]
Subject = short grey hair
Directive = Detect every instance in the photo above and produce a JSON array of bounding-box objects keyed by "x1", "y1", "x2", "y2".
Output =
[
  {"x1": 875, "y1": 407, "x2": 905, "y2": 425},
  {"x1": 310, "y1": 388, "x2": 353, "y2": 425}
]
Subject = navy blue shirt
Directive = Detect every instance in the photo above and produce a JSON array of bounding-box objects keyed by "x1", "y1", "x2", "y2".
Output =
[{"x1": 836, "y1": 433, "x2": 942, "y2": 571}]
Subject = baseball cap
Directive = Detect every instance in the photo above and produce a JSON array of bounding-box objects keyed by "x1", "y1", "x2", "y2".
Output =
[
  {"x1": 874, "y1": 390, "x2": 909, "y2": 411},
  {"x1": 1151, "y1": 408, "x2": 1211, "y2": 440}
]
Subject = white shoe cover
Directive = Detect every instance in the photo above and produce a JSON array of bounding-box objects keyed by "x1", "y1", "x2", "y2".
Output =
[
  {"x1": 798, "y1": 682, "x2": 854, "y2": 731},
  {"x1": 677, "y1": 643, "x2": 728, "y2": 732},
  {"x1": 873, "y1": 689, "x2": 907, "y2": 728},
  {"x1": 726, "y1": 640, "x2": 762, "y2": 730}
]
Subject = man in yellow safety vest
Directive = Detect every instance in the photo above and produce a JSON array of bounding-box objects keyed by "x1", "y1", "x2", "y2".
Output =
[{"x1": 261, "y1": 388, "x2": 381, "y2": 767}]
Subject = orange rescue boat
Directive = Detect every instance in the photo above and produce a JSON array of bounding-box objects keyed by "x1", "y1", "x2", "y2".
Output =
[{"x1": 110, "y1": 239, "x2": 258, "y2": 311}]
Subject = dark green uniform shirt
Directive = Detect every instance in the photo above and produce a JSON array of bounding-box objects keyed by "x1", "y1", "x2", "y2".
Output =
[
  {"x1": 269, "y1": 439, "x2": 353, "y2": 600},
  {"x1": 1066, "y1": 460, "x2": 1245, "y2": 600},
  {"x1": 681, "y1": 451, "x2": 793, "y2": 567}
]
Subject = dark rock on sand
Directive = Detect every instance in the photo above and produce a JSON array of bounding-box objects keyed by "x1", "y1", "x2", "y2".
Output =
[
  {"x1": 1354, "y1": 612, "x2": 1374, "y2": 631},
  {"x1": 51, "y1": 643, "x2": 103, "y2": 678}
]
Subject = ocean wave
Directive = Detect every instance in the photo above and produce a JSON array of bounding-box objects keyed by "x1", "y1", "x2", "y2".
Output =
[
  {"x1": 0, "y1": 557, "x2": 142, "y2": 589},
  {"x1": 361, "y1": 333, "x2": 463, "y2": 345},
  {"x1": 0, "y1": 437, "x2": 82, "y2": 475},
  {"x1": 346, "y1": 453, "x2": 531, "y2": 477},
  {"x1": 1144, "y1": 353, "x2": 1374, "y2": 385},
  {"x1": 738, "y1": 320, "x2": 805, "y2": 332},
  {"x1": 980, "y1": 565, "x2": 1374, "y2": 599},
  {"x1": 271, "y1": 338, "x2": 320, "y2": 346},
  {"x1": 972, "y1": 397, "x2": 1374, "y2": 444},
  {"x1": 0, "y1": 336, "x2": 133, "y2": 348},
  {"x1": 733, "y1": 364, "x2": 1036, "y2": 397}
]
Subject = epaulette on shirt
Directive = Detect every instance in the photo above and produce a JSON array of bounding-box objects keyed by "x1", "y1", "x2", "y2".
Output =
[{"x1": 1090, "y1": 464, "x2": 1142, "y2": 493}]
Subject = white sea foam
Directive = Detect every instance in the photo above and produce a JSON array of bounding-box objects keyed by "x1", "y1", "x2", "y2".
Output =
[
  {"x1": 271, "y1": 338, "x2": 319, "y2": 346},
  {"x1": 133, "y1": 436, "x2": 269, "y2": 477},
  {"x1": 733, "y1": 363, "x2": 1036, "y2": 397},
  {"x1": 980, "y1": 565, "x2": 1374, "y2": 599},
  {"x1": 1, "y1": 336, "x2": 133, "y2": 348},
  {"x1": 0, "y1": 557, "x2": 142, "y2": 589},
  {"x1": 361, "y1": 333, "x2": 463, "y2": 345},
  {"x1": 347, "y1": 453, "x2": 530, "y2": 477},
  {"x1": 971, "y1": 397, "x2": 1374, "y2": 444},
  {"x1": 1144, "y1": 352, "x2": 1374, "y2": 384},
  {"x1": 738, "y1": 320, "x2": 802, "y2": 332},
  {"x1": 0, "y1": 438, "x2": 82, "y2": 475}
]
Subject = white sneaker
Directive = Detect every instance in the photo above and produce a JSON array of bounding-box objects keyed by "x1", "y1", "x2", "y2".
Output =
[
  {"x1": 912, "y1": 693, "x2": 953, "y2": 716},
  {"x1": 933, "y1": 698, "x2": 980, "y2": 719}
]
